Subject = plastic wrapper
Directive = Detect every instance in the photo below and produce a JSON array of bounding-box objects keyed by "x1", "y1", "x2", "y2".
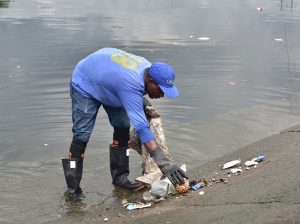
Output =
[{"x1": 150, "y1": 180, "x2": 169, "y2": 198}]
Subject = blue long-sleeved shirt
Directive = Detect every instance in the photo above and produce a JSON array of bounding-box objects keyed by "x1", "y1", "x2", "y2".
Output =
[{"x1": 71, "y1": 48, "x2": 155, "y2": 143}]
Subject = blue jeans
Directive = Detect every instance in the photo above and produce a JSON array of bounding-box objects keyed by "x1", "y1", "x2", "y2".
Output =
[{"x1": 70, "y1": 85, "x2": 130, "y2": 143}]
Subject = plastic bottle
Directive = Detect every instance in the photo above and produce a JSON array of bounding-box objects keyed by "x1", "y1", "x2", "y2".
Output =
[
  {"x1": 191, "y1": 182, "x2": 202, "y2": 190},
  {"x1": 252, "y1": 154, "x2": 265, "y2": 162}
]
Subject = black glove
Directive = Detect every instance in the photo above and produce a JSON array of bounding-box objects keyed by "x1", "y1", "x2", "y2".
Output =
[{"x1": 150, "y1": 147, "x2": 188, "y2": 186}]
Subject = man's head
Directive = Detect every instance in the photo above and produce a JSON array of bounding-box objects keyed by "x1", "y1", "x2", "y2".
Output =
[{"x1": 145, "y1": 62, "x2": 179, "y2": 99}]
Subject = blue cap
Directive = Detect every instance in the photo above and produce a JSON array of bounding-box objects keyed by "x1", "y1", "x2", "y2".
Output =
[{"x1": 148, "y1": 62, "x2": 179, "y2": 98}]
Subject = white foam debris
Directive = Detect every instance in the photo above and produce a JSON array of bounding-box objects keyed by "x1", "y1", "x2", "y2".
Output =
[{"x1": 197, "y1": 37, "x2": 210, "y2": 41}]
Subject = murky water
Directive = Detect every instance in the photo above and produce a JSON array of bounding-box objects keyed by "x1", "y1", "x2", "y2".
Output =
[{"x1": 1, "y1": 0, "x2": 300, "y2": 223}]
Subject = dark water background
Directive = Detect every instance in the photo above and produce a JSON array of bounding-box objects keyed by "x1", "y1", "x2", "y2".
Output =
[{"x1": 0, "y1": 0, "x2": 300, "y2": 223}]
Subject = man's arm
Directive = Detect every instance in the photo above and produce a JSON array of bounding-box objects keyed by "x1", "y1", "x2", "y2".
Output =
[
  {"x1": 143, "y1": 139, "x2": 159, "y2": 153},
  {"x1": 119, "y1": 92, "x2": 188, "y2": 186}
]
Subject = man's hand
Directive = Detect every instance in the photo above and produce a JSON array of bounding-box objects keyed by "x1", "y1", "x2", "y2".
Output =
[{"x1": 150, "y1": 147, "x2": 188, "y2": 186}]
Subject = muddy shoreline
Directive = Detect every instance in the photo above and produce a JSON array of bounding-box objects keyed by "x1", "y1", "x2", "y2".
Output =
[{"x1": 49, "y1": 125, "x2": 300, "y2": 224}]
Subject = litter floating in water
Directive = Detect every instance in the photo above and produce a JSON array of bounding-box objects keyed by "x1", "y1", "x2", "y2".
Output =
[
  {"x1": 230, "y1": 168, "x2": 242, "y2": 175},
  {"x1": 44, "y1": 143, "x2": 48, "y2": 146},
  {"x1": 256, "y1": 7, "x2": 263, "y2": 11},
  {"x1": 197, "y1": 37, "x2": 210, "y2": 41},
  {"x1": 104, "y1": 218, "x2": 109, "y2": 222},
  {"x1": 223, "y1": 159, "x2": 241, "y2": 169},
  {"x1": 124, "y1": 202, "x2": 152, "y2": 210},
  {"x1": 173, "y1": 42, "x2": 179, "y2": 45},
  {"x1": 274, "y1": 38, "x2": 284, "y2": 42}
]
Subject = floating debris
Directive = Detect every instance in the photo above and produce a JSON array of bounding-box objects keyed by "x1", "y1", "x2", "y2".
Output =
[
  {"x1": 173, "y1": 42, "x2": 179, "y2": 45},
  {"x1": 256, "y1": 7, "x2": 263, "y2": 11},
  {"x1": 274, "y1": 38, "x2": 284, "y2": 42},
  {"x1": 104, "y1": 218, "x2": 109, "y2": 222},
  {"x1": 199, "y1": 191, "x2": 205, "y2": 196},
  {"x1": 197, "y1": 37, "x2": 210, "y2": 41}
]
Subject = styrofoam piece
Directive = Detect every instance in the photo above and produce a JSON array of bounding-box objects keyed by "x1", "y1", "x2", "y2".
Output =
[{"x1": 223, "y1": 159, "x2": 241, "y2": 169}]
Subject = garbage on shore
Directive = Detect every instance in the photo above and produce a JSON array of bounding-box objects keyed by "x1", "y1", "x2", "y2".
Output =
[
  {"x1": 123, "y1": 202, "x2": 152, "y2": 210},
  {"x1": 251, "y1": 154, "x2": 265, "y2": 162},
  {"x1": 121, "y1": 154, "x2": 266, "y2": 211},
  {"x1": 230, "y1": 168, "x2": 242, "y2": 175},
  {"x1": 222, "y1": 159, "x2": 241, "y2": 169},
  {"x1": 191, "y1": 182, "x2": 202, "y2": 190},
  {"x1": 150, "y1": 180, "x2": 169, "y2": 198},
  {"x1": 245, "y1": 160, "x2": 258, "y2": 166},
  {"x1": 175, "y1": 179, "x2": 190, "y2": 193},
  {"x1": 199, "y1": 191, "x2": 205, "y2": 196},
  {"x1": 142, "y1": 191, "x2": 156, "y2": 203}
]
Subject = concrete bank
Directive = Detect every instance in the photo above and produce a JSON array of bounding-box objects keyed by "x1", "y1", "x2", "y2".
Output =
[{"x1": 54, "y1": 125, "x2": 300, "y2": 224}]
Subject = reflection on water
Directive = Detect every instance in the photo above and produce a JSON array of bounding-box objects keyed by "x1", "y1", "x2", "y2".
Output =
[
  {"x1": 0, "y1": 0, "x2": 9, "y2": 8},
  {"x1": 280, "y1": 0, "x2": 294, "y2": 10},
  {"x1": 0, "y1": 0, "x2": 300, "y2": 223}
]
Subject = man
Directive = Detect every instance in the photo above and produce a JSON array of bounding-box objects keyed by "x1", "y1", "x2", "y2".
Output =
[{"x1": 62, "y1": 48, "x2": 187, "y2": 196}]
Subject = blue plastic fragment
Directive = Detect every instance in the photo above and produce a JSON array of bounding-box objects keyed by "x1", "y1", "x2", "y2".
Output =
[
  {"x1": 191, "y1": 182, "x2": 202, "y2": 190},
  {"x1": 256, "y1": 154, "x2": 265, "y2": 162}
]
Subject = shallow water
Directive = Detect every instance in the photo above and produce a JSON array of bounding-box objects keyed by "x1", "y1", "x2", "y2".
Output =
[{"x1": 0, "y1": 0, "x2": 300, "y2": 223}]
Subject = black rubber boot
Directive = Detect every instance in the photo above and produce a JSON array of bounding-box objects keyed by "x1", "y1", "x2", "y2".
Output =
[
  {"x1": 109, "y1": 145, "x2": 144, "y2": 191},
  {"x1": 62, "y1": 158, "x2": 83, "y2": 197}
]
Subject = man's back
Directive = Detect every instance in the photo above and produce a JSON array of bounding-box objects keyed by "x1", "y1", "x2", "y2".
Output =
[{"x1": 71, "y1": 48, "x2": 151, "y2": 107}]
